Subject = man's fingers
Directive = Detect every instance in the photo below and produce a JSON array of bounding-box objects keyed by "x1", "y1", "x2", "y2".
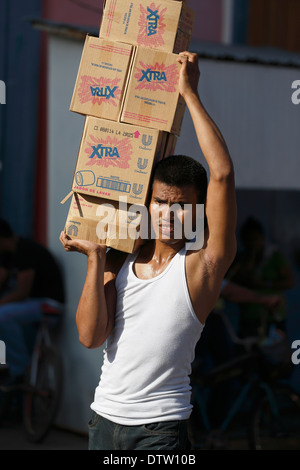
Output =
[
  {"x1": 177, "y1": 52, "x2": 190, "y2": 66},
  {"x1": 59, "y1": 230, "x2": 76, "y2": 251},
  {"x1": 177, "y1": 51, "x2": 198, "y2": 62},
  {"x1": 177, "y1": 52, "x2": 200, "y2": 80}
]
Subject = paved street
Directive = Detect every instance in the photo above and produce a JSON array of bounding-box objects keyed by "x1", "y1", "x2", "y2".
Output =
[{"x1": 0, "y1": 421, "x2": 88, "y2": 450}]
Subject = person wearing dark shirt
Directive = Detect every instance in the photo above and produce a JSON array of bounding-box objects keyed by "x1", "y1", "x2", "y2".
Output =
[
  {"x1": 0, "y1": 218, "x2": 64, "y2": 385},
  {"x1": 229, "y1": 217, "x2": 294, "y2": 337}
]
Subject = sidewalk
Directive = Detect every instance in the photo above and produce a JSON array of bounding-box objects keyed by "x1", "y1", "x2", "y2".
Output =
[{"x1": 0, "y1": 421, "x2": 88, "y2": 450}]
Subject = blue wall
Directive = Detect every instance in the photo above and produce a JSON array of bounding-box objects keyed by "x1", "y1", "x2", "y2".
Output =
[{"x1": 0, "y1": 0, "x2": 42, "y2": 237}]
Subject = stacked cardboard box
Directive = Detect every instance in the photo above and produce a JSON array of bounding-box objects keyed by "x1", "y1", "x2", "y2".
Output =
[{"x1": 63, "y1": 0, "x2": 194, "y2": 253}]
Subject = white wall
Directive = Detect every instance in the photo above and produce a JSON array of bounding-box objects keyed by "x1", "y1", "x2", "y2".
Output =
[
  {"x1": 176, "y1": 58, "x2": 300, "y2": 190},
  {"x1": 47, "y1": 35, "x2": 300, "y2": 432},
  {"x1": 47, "y1": 35, "x2": 103, "y2": 433}
]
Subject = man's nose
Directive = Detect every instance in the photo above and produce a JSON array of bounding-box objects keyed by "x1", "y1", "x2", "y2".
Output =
[{"x1": 160, "y1": 204, "x2": 175, "y2": 221}]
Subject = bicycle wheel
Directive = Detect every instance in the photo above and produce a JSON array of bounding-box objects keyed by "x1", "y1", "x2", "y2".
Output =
[
  {"x1": 23, "y1": 346, "x2": 63, "y2": 443},
  {"x1": 249, "y1": 384, "x2": 300, "y2": 450}
]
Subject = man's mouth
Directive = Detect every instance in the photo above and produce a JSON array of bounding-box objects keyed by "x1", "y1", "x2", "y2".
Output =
[{"x1": 159, "y1": 223, "x2": 175, "y2": 235}]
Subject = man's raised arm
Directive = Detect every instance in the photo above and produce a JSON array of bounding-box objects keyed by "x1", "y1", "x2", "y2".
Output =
[{"x1": 177, "y1": 52, "x2": 237, "y2": 271}]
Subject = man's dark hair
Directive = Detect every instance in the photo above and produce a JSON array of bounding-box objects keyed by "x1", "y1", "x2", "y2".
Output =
[
  {"x1": 152, "y1": 155, "x2": 207, "y2": 204},
  {"x1": 0, "y1": 218, "x2": 13, "y2": 238}
]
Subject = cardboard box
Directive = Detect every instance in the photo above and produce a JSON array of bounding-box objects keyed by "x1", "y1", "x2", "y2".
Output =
[
  {"x1": 71, "y1": 116, "x2": 168, "y2": 205},
  {"x1": 121, "y1": 47, "x2": 186, "y2": 135},
  {"x1": 64, "y1": 192, "x2": 146, "y2": 253},
  {"x1": 70, "y1": 36, "x2": 134, "y2": 121},
  {"x1": 164, "y1": 133, "x2": 178, "y2": 157},
  {"x1": 100, "y1": 0, "x2": 194, "y2": 54}
]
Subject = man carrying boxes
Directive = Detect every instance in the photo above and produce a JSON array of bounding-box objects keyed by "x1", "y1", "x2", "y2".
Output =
[
  {"x1": 60, "y1": 0, "x2": 236, "y2": 452},
  {"x1": 64, "y1": 0, "x2": 191, "y2": 252},
  {"x1": 60, "y1": 46, "x2": 237, "y2": 450}
]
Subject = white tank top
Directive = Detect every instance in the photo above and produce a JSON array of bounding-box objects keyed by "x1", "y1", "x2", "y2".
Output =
[{"x1": 91, "y1": 247, "x2": 204, "y2": 425}]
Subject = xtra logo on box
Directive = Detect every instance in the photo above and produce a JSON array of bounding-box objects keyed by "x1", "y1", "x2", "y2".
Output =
[
  {"x1": 85, "y1": 135, "x2": 133, "y2": 169},
  {"x1": 134, "y1": 62, "x2": 179, "y2": 92},
  {"x1": 78, "y1": 76, "x2": 121, "y2": 105},
  {"x1": 138, "y1": 4, "x2": 167, "y2": 48}
]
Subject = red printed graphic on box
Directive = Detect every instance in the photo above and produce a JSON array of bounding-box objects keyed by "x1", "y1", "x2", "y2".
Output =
[
  {"x1": 138, "y1": 3, "x2": 167, "y2": 48},
  {"x1": 84, "y1": 135, "x2": 133, "y2": 169},
  {"x1": 77, "y1": 76, "x2": 122, "y2": 106},
  {"x1": 134, "y1": 61, "x2": 179, "y2": 92}
]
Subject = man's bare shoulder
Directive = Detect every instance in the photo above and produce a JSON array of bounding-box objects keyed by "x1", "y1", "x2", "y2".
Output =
[{"x1": 105, "y1": 248, "x2": 128, "y2": 277}]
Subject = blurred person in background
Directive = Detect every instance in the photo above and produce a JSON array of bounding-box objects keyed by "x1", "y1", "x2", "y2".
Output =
[
  {"x1": 228, "y1": 217, "x2": 294, "y2": 338},
  {"x1": 0, "y1": 218, "x2": 64, "y2": 388}
]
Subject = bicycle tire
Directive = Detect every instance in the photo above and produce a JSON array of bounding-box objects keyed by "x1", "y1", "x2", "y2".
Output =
[
  {"x1": 23, "y1": 346, "x2": 63, "y2": 443},
  {"x1": 249, "y1": 383, "x2": 300, "y2": 450}
]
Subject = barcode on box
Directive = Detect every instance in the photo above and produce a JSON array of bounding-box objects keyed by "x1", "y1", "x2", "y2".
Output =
[{"x1": 97, "y1": 178, "x2": 131, "y2": 193}]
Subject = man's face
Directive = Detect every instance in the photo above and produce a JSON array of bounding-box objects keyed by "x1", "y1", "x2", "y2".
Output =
[{"x1": 149, "y1": 180, "x2": 199, "y2": 243}]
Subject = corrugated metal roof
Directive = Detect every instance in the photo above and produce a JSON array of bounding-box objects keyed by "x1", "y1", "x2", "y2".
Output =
[
  {"x1": 30, "y1": 18, "x2": 300, "y2": 68},
  {"x1": 190, "y1": 40, "x2": 300, "y2": 68},
  {"x1": 29, "y1": 18, "x2": 98, "y2": 41}
]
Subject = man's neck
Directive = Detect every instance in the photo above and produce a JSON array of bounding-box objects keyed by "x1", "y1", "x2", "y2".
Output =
[
  {"x1": 140, "y1": 238, "x2": 185, "y2": 264},
  {"x1": 134, "y1": 239, "x2": 184, "y2": 280}
]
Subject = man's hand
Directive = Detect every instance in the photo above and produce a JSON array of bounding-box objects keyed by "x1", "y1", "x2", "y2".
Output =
[
  {"x1": 59, "y1": 231, "x2": 106, "y2": 258},
  {"x1": 177, "y1": 51, "x2": 200, "y2": 100}
]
